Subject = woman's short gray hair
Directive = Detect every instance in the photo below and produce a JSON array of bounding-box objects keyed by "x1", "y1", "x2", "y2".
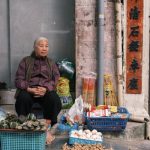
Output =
[{"x1": 34, "y1": 37, "x2": 48, "y2": 48}]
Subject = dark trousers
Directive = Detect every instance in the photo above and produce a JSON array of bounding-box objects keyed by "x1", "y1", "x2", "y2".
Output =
[{"x1": 15, "y1": 90, "x2": 62, "y2": 124}]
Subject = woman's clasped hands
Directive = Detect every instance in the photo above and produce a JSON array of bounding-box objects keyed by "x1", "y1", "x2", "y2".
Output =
[{"x1": 27, "y1": 86, "x2": 47, "y2": 97}]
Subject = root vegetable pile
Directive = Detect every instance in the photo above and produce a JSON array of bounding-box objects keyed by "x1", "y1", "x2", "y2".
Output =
[{"x1": 62, "y1": 143, "x2": 112, "y2": 150}]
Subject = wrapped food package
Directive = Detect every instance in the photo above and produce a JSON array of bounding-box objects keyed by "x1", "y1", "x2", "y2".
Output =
[
  {"x1": 56, "y1": 77, "x2": 73, "y2": 109},
  {"x1": 82, "y1": 73, "x2": 96, "y2": 106}
]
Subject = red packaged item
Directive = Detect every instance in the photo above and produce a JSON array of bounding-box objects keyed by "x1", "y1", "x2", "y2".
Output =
[{"x1": 82, "y1": 73, "x2": 97, "y2": 106}]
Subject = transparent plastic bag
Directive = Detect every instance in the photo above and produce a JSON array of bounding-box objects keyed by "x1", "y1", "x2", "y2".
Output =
[
  {"x1": 67, "y1": 95, "x2": 84, "y2": 124},
  {"x1": 82, "y1": 72, "x2": 97, "y2": 106},
  {"x1": 57, "y1": 59, "x2": 75, "y2": 79},
  {"x1": 0, "y1": 107, "x2": 6, "y2": 121}
]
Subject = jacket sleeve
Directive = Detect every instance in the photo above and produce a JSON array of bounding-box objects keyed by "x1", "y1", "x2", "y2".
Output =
[
  {"x1": 15, "y1": 58, "x2": 29, "y2": 90},
  {"x1": 44, "y1": 62, "x2": 60, "y2": 91}
]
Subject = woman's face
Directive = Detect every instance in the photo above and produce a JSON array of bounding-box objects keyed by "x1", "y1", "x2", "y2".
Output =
[{"x1": 35, "y1": 40, "x2": 49, "y2": 57}]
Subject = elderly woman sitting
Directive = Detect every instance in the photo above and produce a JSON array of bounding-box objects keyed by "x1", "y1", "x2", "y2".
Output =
[{"x1": 14, "y1": 37, "x2": 62, "y2": 144}]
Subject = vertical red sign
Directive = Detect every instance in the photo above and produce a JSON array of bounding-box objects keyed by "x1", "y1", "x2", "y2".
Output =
[{"x1": 126, "y1": 0, "x2": 143, "y2": 94}]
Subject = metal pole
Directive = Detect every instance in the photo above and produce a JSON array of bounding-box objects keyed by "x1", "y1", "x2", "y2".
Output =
[
  {"x1": 7, "y1": 0, "x2": 11, "y2": 88},
  {"x1": 97, "y1": 0, "x2": 104, "y2": 105}
]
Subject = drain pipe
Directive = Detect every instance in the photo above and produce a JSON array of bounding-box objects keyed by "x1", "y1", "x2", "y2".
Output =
[{"x1": 97, "y1": 0, "x2": 104, "y2": 105}]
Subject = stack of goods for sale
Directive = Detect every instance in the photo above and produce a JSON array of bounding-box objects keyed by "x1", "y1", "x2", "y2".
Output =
[
  {"x1": 69, "y1": 129, "x2": 103, "y2": 145},
  {"x1": 85, "y1": 104, "x2": 130, "y2": 132},
  {"x1": 56, "y1": 77, "x2": 73, "y2": 109},
  {"x1": 57, "y1": 59, "x2": 75, "y2": 109},
  {"x1": 104, "y1": 74, "x2": 118, "y2": 106}
]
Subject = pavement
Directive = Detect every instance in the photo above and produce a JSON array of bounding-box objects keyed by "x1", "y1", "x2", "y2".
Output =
[
  {"x1": 45, "y1": 123, "x2": 150, "y2": 150},
  {"x1": 46, "y1": 134, "x2": 150, "y2": 150}
]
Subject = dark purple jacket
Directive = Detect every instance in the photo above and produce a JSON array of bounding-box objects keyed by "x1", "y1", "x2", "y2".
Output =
[{"x1": 15, "y1": 56, "x2": 60, "y2": 91}]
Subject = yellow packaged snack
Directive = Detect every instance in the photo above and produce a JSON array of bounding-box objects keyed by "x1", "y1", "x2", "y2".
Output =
[{"x1": 110, "y1": 106, "x2": 117, "y2": 113}]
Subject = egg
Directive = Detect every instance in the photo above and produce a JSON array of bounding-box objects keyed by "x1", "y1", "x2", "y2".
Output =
[
  {"x1": 82, "y1": 132, "x2": 86, "y2": 137},
  {"x1": 71, "y1": 133, "x2": 78, "y2": 138},
  {"x1": 96, "y1": 132, "x2": 102, "y2": 136},
  {"x1": 91, "y1": 134, "x2": 96, "y2": 139},
  {"x1": 88, "y1": 132, "x2": 92, "y2": 137},
  {"x1": 92, "y1": 129, "x2": 97, "y2": 134},
  {"x1": 78, "y1": 129, "x2": 83, "y2": 135},
  {"x1": 84, "y1": 129, "x2": 91, "y2": 134},
  {"x1": 86, "y1": 134, "x2": 91, "y2": 139},
  {"x1": 80, "y1": 135, "x2": 86, "y2": 139}
]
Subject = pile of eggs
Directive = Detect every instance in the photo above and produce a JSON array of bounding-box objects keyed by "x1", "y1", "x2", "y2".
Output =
[{"x1": 70, "y1": 129, "x2": 103, "y2": 141}]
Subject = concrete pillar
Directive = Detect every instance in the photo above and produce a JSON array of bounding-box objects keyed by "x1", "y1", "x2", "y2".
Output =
[
  {"x1": 123, "y1": 0, "x2": 149, "y2": 118},
  {"x1": 75, "y1": 0, "x2": 97, "y2": 97}
]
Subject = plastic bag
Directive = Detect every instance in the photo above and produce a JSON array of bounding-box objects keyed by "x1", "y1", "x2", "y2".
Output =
[
  {"x1": 57, "y1": 59, "x2": 75, "y2": 79},
  {"x1": 56, "y1": 77, "x2": 70, "y2": 97},
  {"x1": 57, "y1": 115, "x2": 78, "y2": 132},
  {"x1": 56, "y1": 77, "x2": 73, "y2": 109},
  {"x1": 104, "y1": 74, "x2": 118, "y2": 106},
  {"x1": 59, "y1": 96, "x2": 73, "y2": 109},
  {"x1": 0, "y1": 107, "x2": 6, "y2": 121},
  {"x1": 82, "y1": 72, "x2": 97, "y2": 106},
  {"x1": 67, "y1": 95, "x2": 84, "y2": 124}
]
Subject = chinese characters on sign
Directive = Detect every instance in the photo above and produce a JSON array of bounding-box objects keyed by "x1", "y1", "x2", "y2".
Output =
[{"x1": 126, "y1": 0, "x2": 143, "y2": 94}]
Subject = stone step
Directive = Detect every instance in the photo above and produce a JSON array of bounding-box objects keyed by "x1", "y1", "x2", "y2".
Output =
[
  {"x1": 0, "y1": 90, "x2": 16, "y2": 105},
  {"x1": 0, "y1": 104, "x2": 16, "y2": 114}
]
